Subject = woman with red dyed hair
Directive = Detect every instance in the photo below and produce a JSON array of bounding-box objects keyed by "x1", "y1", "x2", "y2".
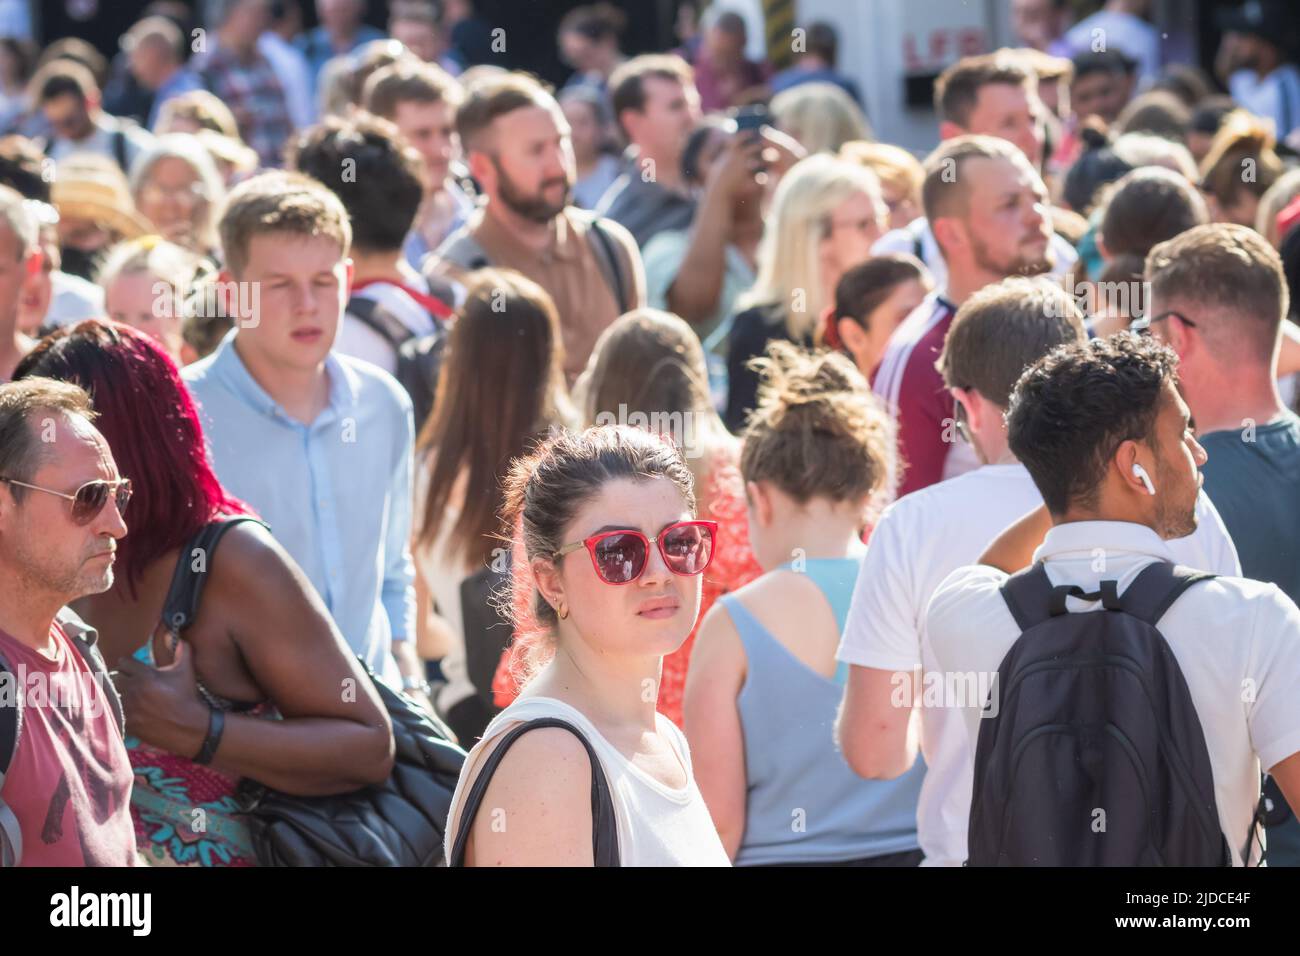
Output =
[{"x1": 13, "y1": 320, "x2": 395, "y2": 867}]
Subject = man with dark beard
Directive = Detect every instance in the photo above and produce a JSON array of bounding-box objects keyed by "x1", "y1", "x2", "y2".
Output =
[
  {"x1": 874, "y1": 135, "x2": 1055, "y2": 498},
  {"x1": 426, "y1": 71, "x2": 644, "y2": 382}
]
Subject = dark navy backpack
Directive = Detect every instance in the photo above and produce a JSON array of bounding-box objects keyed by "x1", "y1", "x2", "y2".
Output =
[{"x1": 966, "y1": 561, "x2": 1242, "y2": 866}]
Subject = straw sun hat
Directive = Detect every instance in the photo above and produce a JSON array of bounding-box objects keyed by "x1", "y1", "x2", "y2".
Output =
[{"x1": 51, "y1": 153, "x2": 153, "y2": 239}]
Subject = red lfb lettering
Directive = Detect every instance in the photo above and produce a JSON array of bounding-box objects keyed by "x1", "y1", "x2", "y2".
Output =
[
  {"x1": 928, "y1": 30, "x2": 948, "y2": 61},
  {"x1": 903, "y1": 33, "x2": 922, "y2": 72},
  {"x1": 958, "y1": 28, "x2": 986, "y2": 56},
  {"x1": 905, "y1": 29, "x2": 988, "y2": 74}
]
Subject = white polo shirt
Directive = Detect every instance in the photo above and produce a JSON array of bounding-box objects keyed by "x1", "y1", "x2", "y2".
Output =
[
  {"x1": 925, "y1": 520, "x2": 1300, "y2": 866},
  {"x1": 836, "y1": 463, "x2": 1241, "y2": 866}
]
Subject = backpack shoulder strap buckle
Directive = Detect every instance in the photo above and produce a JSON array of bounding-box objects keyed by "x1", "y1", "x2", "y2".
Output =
[{"x1": 1047, "y1": 579, "x2": 1122, "y2": 616}]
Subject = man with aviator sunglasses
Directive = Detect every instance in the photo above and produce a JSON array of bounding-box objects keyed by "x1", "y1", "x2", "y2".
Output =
[{"x1": 0, "y1": 379, "x2": 136, "y2": 866}]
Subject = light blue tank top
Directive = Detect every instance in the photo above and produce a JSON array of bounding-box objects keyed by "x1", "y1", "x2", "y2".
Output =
[{"x1": 727, "y1": 555, "x2": 926, "y2": 866}]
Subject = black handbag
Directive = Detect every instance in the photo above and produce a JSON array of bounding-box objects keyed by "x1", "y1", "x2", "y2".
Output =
[
  {"x1": 448, "y1": 717, "x2": 620, "y2": 866},
  {"x1": 161, "y1": 517, "x2": 468, "y2": 866}
]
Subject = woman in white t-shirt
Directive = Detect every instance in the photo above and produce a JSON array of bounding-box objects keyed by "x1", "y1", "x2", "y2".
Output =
[
  {"x1": 412, "y1": 269, "x2": 575, "y2": 743},
  {"x1": 445, "y1": 424, "x2": 731, "y2": 866}
]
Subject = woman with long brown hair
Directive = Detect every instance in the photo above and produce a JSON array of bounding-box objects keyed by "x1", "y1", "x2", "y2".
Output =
[{"x1": 413, "y1": 268, "x2": 576, "y2": 743}]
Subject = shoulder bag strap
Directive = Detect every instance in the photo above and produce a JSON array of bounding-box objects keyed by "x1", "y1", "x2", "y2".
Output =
[
  {"x1": 161, "y1": 516, "x2": 270, "y2": 634},
  {"x1": 449, "y1": 716, "x2": 619, "y2": 867},
  {"x1": 586, "y1": 216, "x2": 631, "y2": 314}
]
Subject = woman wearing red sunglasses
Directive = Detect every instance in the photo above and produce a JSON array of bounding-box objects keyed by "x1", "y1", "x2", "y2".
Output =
[{"x1": 445, "y1": 424, "x2": 730, "y2": 866}]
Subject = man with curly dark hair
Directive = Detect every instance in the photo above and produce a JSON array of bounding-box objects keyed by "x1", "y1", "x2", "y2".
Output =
[{"x1": 926, "y1": 332, "x2": 1300, "y2": 866}]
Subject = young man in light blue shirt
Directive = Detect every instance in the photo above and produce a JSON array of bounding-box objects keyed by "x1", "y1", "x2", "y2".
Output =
[{"x1": 183, "y1": 170, "x2": 426, "y2": 703}]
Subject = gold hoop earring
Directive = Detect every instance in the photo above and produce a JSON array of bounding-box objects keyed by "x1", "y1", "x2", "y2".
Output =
[{"x1": 557, "y1": 603, "x2": 569, "y2": 620}]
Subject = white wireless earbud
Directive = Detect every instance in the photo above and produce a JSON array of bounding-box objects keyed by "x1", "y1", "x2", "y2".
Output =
[{"x1": 1131, "y1": 463, "x2": 1156, "y2": 496}]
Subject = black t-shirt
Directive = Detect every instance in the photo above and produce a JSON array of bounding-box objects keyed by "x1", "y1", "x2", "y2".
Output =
[{"x1": 724, "y1": 301, "x2": 812, "y2": 434}]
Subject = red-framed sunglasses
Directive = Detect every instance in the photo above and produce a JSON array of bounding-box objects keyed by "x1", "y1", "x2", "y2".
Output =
[{"x1": 553, "y1": 519, "x2": 719, "y2": 585}]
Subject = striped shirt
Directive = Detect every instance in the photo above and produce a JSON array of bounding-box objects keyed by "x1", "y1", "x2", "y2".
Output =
[{"x1": 871, "y1": 293, "x2": 979, "y2": 500}]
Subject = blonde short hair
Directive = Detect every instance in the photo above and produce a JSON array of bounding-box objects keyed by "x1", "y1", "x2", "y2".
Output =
[
  {"x1": 217, "y1": 171, "x2": 352, "y2": 278},
  {"x1": 840, "y1": 140, "x2": 924, "y2": 208},
  {"x1": 770, "y1": 82, "x2": 871, "y2": 154}
]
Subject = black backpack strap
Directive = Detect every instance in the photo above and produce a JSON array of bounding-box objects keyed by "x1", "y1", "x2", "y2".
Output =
[
  {"x1": 161, "y1": 516, "x2": 270, "y2": 634},
  {"x1": 998, "y1": 562, "x2": 1056, "y2": 631},
  {"x1": 348, "y1": 297, "x2": 417, "y2": 353},
  {"x1": 0, "y1": 650, "x2": 19, "y2": 866},
  {"x1": 1048, "y1": 579, "x2": 1122, "y2": 616},
  {"x1": 60, "y1": 612, "x2": 125, "y2": 740},
  {"x1": 1001, "y1": 562, "x2": 1128, "y2": 628},
  {"x1": 449, "y1": 717, "x2": 619, "y2": 867},
  {"x1": 0, "y1": 652, "x2": 16, "y2": 778},
  {"x1": 1117, "y1": 562, "x2": 1215, "y2": 627},
  {"x1": 111, "y1": 127, "x2": 128, "y2": 173},
  {"x1": 395, "y1": 330, "x2": 447, "y2": 433},
  {"x1": 586, "y1": 216, "x2": 631, "y2": 314}
]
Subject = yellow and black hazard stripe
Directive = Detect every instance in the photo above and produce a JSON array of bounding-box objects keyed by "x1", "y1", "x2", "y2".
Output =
[{"x1": 763, "y1": 0, "x2": 797, "y2": 72}]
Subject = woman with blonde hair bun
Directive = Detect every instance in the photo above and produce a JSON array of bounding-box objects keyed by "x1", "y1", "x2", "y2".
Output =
[{"x1": 685, "y1": 340, "x2": 924, "y2": 865}]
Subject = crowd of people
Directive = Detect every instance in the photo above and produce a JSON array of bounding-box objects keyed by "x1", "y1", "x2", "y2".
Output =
[{"x1": 1, "y1": 0, "x2": 1300, "y2": 868}]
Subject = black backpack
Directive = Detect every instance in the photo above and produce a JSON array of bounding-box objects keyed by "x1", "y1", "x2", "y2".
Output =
[
  {"x1": 347, "y1": 296, "x2": 450, "y2": 435},
  {"x1": 966, "y1": 560, "x2": 1239, "y2": 867},
  {"x1": 0, "y1": 609, "x2": 125, "y2": 867}
]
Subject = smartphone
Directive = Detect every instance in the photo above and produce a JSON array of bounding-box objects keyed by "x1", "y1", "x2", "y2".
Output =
[
  {"x1": 733, "y1": 106, "x2": 769, "y2": 176},
  {"x1": 733, "y1": 105, "x2": 768, "y2": 134}
]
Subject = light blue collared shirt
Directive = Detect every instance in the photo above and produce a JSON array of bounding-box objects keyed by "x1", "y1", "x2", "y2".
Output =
[{"x1": 182, "y1": 331, "x2": 415, "y2": 684}]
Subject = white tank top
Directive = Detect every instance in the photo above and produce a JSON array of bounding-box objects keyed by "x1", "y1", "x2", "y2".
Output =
[{"x1": 446, "y1": 696, "x2": 731, "y2": 867}]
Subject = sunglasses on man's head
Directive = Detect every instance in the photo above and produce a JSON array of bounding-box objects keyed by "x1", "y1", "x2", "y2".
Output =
[
  {"x1": 0, "y1": 476, "x2": 132, "y2": 525},
  {"x1": 1131, "y1": 311, "x2": 1198, "y2": 336},
  {"x1": 553, "y1": 519, "x2": 719, "y2": 585}
]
